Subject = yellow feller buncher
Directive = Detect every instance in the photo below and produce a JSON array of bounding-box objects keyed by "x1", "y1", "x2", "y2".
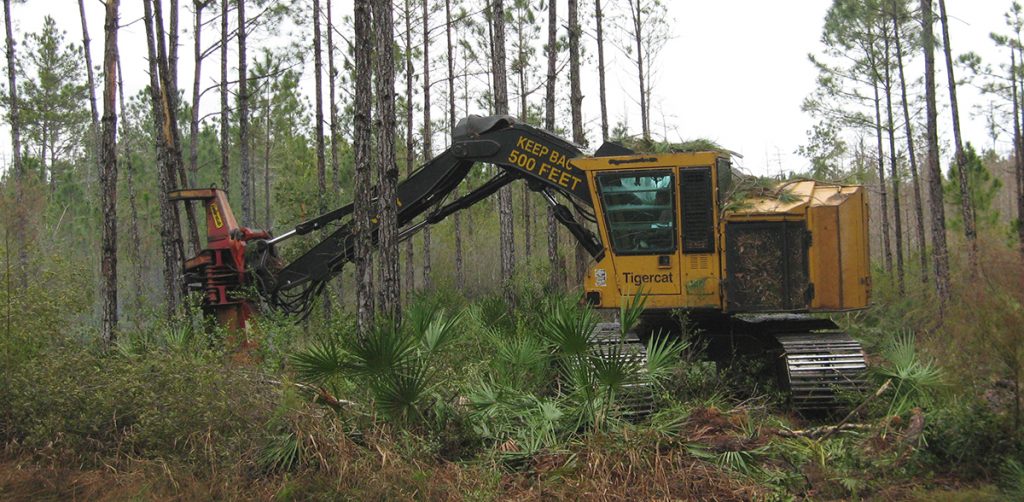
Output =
[{"x1": 171, "y1": 116, "x2": 871, "y2": 412}]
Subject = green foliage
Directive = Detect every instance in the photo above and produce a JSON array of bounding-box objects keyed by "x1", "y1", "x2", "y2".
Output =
[
  {"x1": 873, "y1": 331, "x2": 945, "y2": 416},
  {"x1": 944, "y1": 143, "x2": 1004, "y2": 232}
]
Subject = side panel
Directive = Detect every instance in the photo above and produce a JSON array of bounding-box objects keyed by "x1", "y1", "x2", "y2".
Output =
[
  {"x1": 838, "y1": 189, "x2": 871, "y2": 308},
  {"x1": 808, "y1": 205, "x2": 841, "y2": 309},
  {"x1": 679, "y1": 166, "x2": 722, "y2": 308}
]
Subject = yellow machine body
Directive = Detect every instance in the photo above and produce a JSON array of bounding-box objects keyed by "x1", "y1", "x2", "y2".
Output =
[{"x1": 576, "y1": 152, "x2": 871, "y2": 314}]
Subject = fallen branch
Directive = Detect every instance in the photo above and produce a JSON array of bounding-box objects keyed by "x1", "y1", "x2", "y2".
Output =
[
  {"x1": 777, "y1": 423, "x2": 873, "y2": 439},
  {"x1": 265, "y1": 379, "x2": 359, "y2": 409},
  {"x1": 821, "y1": 378, "x2": 892, "y2": 441}
]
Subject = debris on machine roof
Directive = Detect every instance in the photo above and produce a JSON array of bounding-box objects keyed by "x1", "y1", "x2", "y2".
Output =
[{"x1": 611, "y1": 136, "x2": 727, "y2": 154}]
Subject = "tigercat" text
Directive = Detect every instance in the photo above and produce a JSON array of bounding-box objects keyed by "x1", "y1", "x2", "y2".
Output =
[{"x1": 622, "y1": 272, "x2": 673, "y2": 285}]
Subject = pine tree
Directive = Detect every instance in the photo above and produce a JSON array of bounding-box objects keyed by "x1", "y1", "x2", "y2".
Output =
[
  {"x1": 373, "y1": 0, "x2": 400, "y2": 322},
  {"x1": 238, "y1": 0, "x2": 252, "y2": 226},
  {"x1": 595, "y1": 0, "x2": 608, "y2": 141},
  {"x1": 921, "y1": 0, "x2": 951, "y2": 306},
  {"x1": 937, "y1": 0, "x2": 979, "y2": 273},
  {"x1": 99, "y1": 0, "x2": 120, "y2": 343},
  {"x1": 543, "y1": 0, "x2": 561, "y2": 290},
  {"x1": 892, "y1": 2, "x2": 928, "y2": 281},
  {"x1": 143, "y1": 0, "x2": 186, "y2": 316},
  {"x1": 354, "y1": 0, "x2": 375, "y2": 334},
  {"x1": 445, "y1": 0, "x2": 464, "y2": 290},
  {"x1": 220, "y1": 0, "x2": 230, "y2": 192},
  {"x1": 491, "y1": 0, "x2": 515, "y2": 307},
  {"x1": 422, "y1": 0, "x2": 433, "y2": 288}
]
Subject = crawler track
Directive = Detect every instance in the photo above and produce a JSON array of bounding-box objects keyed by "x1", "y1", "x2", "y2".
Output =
[
  {"x1": 776, "y1": 332, "x2": 869, "y2": 411},
  {"x1": 589, "y1": 322, "x2": 656, "y2": 419}
]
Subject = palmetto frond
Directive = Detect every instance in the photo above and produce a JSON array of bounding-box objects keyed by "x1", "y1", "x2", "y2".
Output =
[
  {"x1": 645, "y1": 331, "x2": 688, "y2": 384},
  {"x1": 540, "y1": 299, "x2": 598, "y2": 357},
  {"x1": 874, "y1": 331, "x2": 944, "y2": 415},
  {"x1": 290, "y1": 339, "x2": 347, "y2": 384},
  {"x1": 419, "y1": 308, "x2": 465, "y2": 355}
]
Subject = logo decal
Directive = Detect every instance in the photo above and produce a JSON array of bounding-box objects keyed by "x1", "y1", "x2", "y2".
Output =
[{"x1": 210, "y1": 202, "x2": 224, "y2": 229}]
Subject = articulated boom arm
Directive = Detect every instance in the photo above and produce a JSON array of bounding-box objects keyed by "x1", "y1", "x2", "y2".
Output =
[{"x1": 175, "y1": 115, "x2": 616, "y2": 319}]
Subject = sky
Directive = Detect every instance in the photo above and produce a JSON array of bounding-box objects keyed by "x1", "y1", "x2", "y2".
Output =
[{"x1": 1, "y1": 0, "x2": 1018, "y2": 177}]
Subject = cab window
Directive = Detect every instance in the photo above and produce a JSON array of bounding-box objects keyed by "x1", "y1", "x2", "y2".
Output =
[{"x1": 597, "y1": 171, "x2": 676, "y2": 255}]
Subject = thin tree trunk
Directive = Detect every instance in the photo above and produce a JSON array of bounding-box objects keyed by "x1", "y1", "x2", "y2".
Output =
[
  {"x1": 883, "y1": 28, "x2": 904, "y2": 293},
  {"x1": 872, "y1": 75, "x2": 893, "y2": 274},
  {"x1": 4, "y1": 0, "x2": 26, "y2": 289},
  {"x1": 937, "y1": 0, "x2": 978, "y2": 273},
  {"x1": 3, "y1": 0, "x2": 20, "y2": 179},
  {"x1": 77, "y1": 0, "x2": 100, "y2": 181},
  {"x1": 186, "y1": 0, "x2": 208, "y2": 254},
  {"x1": 189, "y1": 0, "x2": 205, "y2": 196},
  {"x1": 263, "y1": 80, "x2": 271, "y2": 228},
  {"x1": 569, "y1": 0, "x2": 586, "y2": 284},
  {"x1": 628, "y1": 0, "x2": 648, "y2": 140},
  {"x1": 162, "y1": 0, "x2": 200, "y2": 253},
  {"x1": 894, "y1": 15, "x2": 928, "y2": 282},
  {"x1": 373, "y1": 0, "x2": 400, "y2": 322},
  {"x1": 99, "y1": 0, "x2": 120, "y2": 343},
  {"x1": 515, "y1": 8, "x2": 531, "y2": 261},
  {"x1": 403, "y1": 0, "x2": 415, "y2": 292},
  {"x1": 143, "y1": 0, "x2": 185, "y2": 316},
  {"x1": 327, "y1": 0, "x2": 340, "y2": 197},
  {"x1": 491, "y1": 0, "x2": 515, "y2": 307},
  {"x1": 116, "y1": 54, "x2": 144, "y2": 319},
  {"x1": 921, "y1": 0, "x2": 951, "y2": 306},
  {"x1": 422, "y1": 0, "x2": 433, "y2": 289},
  {"x1": 1015, "y1": 49, "x2": 1024, "y2": 256},
  {"x1": 543, "y1": 0, "x2": 560, "y2": 290},
  {"x1": 595, "y1": 0, "x2": 608, "y2": 141},
  {"x1": 354, "y1": 0, "x2": 374, "y2": 334},
  {"x1": 313, "y1": 0, "x2": 330, "y2": 317},
  {"x1": 445, "y1": 0, "x2": 463, "y2": 290},
  {"x1": 220, "y1": 0, "x2": 230, "y2": 192},
  {"x1": 238, "y1": 0, "x2": 252, "y2": 226}
]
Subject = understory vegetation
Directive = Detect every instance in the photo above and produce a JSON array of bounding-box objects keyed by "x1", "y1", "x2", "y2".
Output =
[{"x1": 1, "y1": 242, "x2": 1023, "y2": 501}]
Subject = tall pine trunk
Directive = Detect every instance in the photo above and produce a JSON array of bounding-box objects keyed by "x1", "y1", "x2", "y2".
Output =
[
  {"x1": 894, "y1": 15, "x2": 928, "y2": 282},
  {"x1": 492, "y1": 0, "x2": 515, "y2": 307},
  {"x1": 189, "y1": 0, "x2": 205, "y2": 204},
  {"x1": 403, "y1": 0, "x2": 415, "y2": 292},
  {"x1": 354, "y1": 0, "x2": 374, "y2": 333},
  {"x1": 595, "y1": 0, "x2": 608, "y2": 141},
  {"x1": 238, "y1": 0, "x2": 252, "y2": 226},
  {"x1": 568, "y1": 0, "x2": 586, "y2": 284},
  {"x1": 3, "y1": 0, "x2": 21, "y2": 180},
  {"x1": 4, "y1": 0, "x2": 26, "y2": 288},
  {"x1": 628, "y1": 0, "x2": 648, "y2": 140},
  {"x1": 116, "y1": 55, "x2": 144, "y2": 319},
  {"x1": 143, "y1": 0, "x2": 185, "y2": 316},
  {"x1": 220, "y1": 0, "x2": 230, "y2": 192},
  {"x1": 883, "y1": 29, "x2": 904, "y2": 292},
  {"x1": 77, "y1": 0, "x2": 100, "y2": 182},
  {"x1": 422, "y1": 0, "x2": 433, "y2": 289},
  {"x1": 1015, "y1": 49, "x2": 1024, "y2": 256},
  {"x1": 921, "y1": 0, "x2": 952, "y2": 306},
  {"x1": 871, "y1": 72, "x2": 893, "y2": 274},
  {"x1": 313, "y1": 0, "x2": 330, "y2": 316},
  {"x1": 327, "y1": 0, "x2": 340, "y2": 197},
  {"x1": 937, "y1": 0, "x2": 978, "y2": 273},
  {"x1": 445, "y1": 0, "x2": 463, "y2": 290},
  {"x1": 99, "y1": 0, "x2": 120, "y2": 343},
  {"x1": 166, "y1": 0, "x2": 200, "y2": 252},
  {"x1": 543, "y1": 0, "x2": 560, "y2": 290},
  {"x1": 373, "y1": 0, "x2": 400, "y2": 322}
]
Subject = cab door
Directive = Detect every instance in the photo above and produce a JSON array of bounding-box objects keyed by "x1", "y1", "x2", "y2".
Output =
[{"x1": 595, "y1": 169, "x2": 682, "y2": 297}]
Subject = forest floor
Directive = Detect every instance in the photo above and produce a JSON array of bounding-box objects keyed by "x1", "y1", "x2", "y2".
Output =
[{"x1": 2, "y1": 244, "x2": 1023, "y2": 501}]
